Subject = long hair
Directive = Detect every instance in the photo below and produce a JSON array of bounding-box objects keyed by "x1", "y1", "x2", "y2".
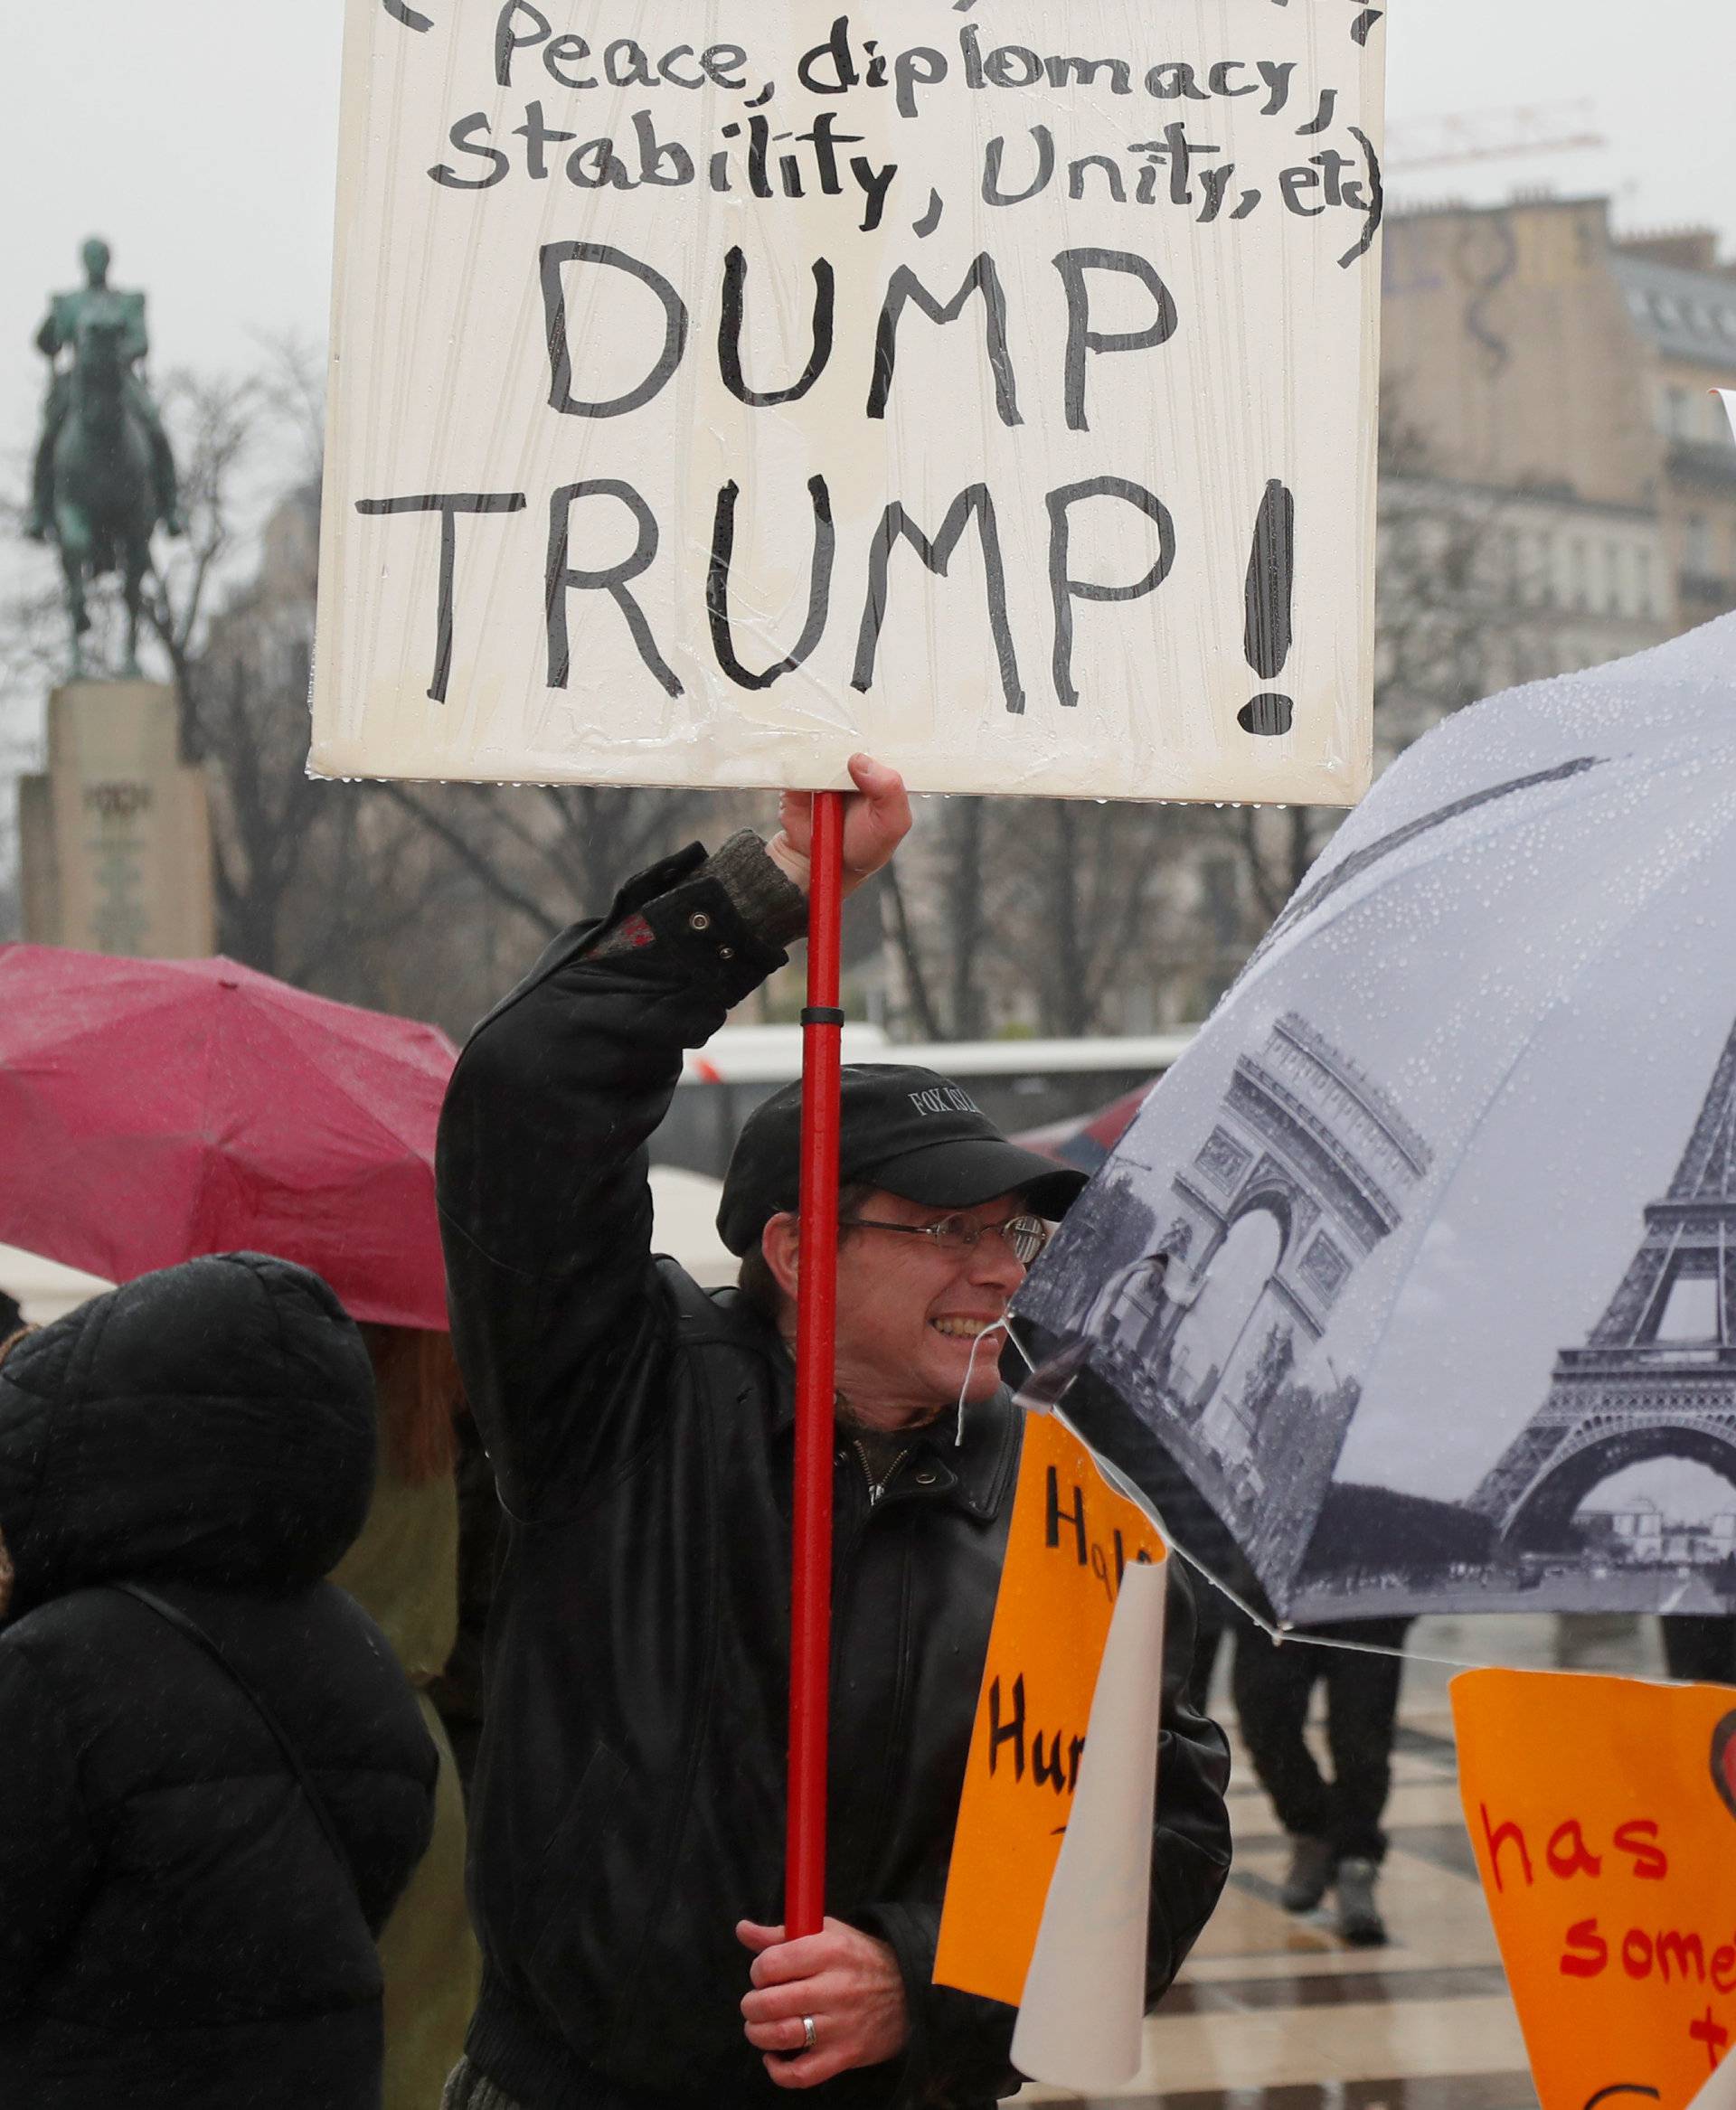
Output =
[{"x1": 358, "y1": 1324, "x2": 463, "y2": 1487}]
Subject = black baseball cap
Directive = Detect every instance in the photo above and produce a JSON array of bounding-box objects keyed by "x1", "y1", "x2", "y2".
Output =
[{"x1": 717, "y1": 1064, "x2": 1088, "y2": 1258}]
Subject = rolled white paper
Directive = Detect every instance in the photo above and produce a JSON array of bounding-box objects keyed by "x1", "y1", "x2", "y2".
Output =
[{"x1": 1011, "y1": 1558, "x2": 1169, "y2": 2093}]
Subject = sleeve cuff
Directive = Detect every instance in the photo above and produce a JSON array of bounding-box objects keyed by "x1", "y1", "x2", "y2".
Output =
[{"x1": 703, "y1": 830, "x2": 810, "y2": 950}]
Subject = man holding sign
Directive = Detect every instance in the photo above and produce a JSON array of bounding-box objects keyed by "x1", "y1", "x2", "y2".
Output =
[{"x1": 436, "y1": 759, "x2": 1230, "y2": 2108}]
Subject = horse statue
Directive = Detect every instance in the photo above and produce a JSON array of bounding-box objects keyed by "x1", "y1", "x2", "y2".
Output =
[{"x1": 25, "y1": 240, "x2": 184, "y2": 682}]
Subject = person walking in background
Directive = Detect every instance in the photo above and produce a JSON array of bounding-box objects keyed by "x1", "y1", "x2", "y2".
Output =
[
  {"x1": 0, "y1": 1254, "x2": 437, "y2": 2110},
  {"x1": 332, "y1": 1323, "x2": 483, "y2": 2110},
  {"x1": 1231, "y1": 1615, "x2": 1415, "y2": 1946}
]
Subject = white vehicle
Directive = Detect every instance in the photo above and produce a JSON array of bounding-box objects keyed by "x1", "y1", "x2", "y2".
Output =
[{"x1": 661, "y1": 1025, "x2": 1196, "y2": 1179}]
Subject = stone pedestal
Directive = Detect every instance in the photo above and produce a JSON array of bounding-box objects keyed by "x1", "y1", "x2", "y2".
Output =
[{"x1": 20, "y1": 683, "x2": 214, "y2": 957}]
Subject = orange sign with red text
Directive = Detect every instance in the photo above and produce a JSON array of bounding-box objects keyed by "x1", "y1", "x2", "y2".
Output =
[
  {"x1": 1453, "y1": 1669, "x2": 1736, "y2": 2108},
  {"x1": 934, "y1": 1410, "x2": 1167, "y2": 2007}
]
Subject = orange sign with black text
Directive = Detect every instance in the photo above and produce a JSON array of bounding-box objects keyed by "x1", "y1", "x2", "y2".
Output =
[
  {"x1": 934, "y1": 1410, "x2": 1167, "y2": 2007},
  {"x1": 1453, "y1": 1669, "x2": 1736, "y2": 2107}
]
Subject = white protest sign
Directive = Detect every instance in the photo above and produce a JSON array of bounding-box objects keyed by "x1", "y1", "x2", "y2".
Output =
[{"x1": 313, "y1": 1, "x2": 1385, "y2": 803}]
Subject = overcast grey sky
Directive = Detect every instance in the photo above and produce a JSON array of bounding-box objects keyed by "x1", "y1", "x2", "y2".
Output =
[{"x1": 4, "y1": 0, "x2": 1733, "y2": 459}]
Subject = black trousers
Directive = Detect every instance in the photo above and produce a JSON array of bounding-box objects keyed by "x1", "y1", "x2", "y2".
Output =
[
  {"x1": 1231, "y1": 1617, "x2": 1414, "y2": 1865},
  {"x1": 1185, "y1": 1569, "x2": 1232, "y2": 1715},
  {"x1": 1661, "y1": 1616, "x2": 1736, "y2": 1684}
]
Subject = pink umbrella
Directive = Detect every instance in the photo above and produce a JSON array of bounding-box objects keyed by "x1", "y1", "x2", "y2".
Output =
[{"x1": 0, "y1": 947, "x2": 458, "y2": 1329}]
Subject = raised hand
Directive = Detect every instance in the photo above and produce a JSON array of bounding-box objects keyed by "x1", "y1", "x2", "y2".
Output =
[{"x1": 768, "y1": 754, "x2": 913, "y2": 900}]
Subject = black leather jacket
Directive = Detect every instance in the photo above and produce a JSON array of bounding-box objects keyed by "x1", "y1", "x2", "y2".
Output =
[{"x1": 438, "y1": 843, "x2": 1232, "y2": 2110}]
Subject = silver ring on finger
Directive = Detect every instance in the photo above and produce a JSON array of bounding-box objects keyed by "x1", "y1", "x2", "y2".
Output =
[{"x1": 801, "y1": 2015, "x2": 819, "y2": 2054}]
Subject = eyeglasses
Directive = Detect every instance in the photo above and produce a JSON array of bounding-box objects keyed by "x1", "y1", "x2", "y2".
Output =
[{"x1": 838, "y1": 1211, "x2": 1051, "y2": 1267}]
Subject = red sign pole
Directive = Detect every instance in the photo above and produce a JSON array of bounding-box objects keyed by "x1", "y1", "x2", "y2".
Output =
[{"x1": 787, "y1": 789, "x2": 845, "y2": 1938}]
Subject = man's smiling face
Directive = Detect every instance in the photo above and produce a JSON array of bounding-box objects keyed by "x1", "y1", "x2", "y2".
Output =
[{"x1": 827, "y1": 1188, "x2": 1031, "y2": 1430}]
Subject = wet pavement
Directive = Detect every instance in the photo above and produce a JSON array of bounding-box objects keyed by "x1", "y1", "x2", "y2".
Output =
[{"x1": 1028, "y1": 1612, "x2": 1664, "y2": 2109}]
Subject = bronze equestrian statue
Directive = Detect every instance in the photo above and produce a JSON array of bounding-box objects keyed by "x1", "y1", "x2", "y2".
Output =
[{"x1": 25, "y1": 239, "x2": 184, "y2": 680}]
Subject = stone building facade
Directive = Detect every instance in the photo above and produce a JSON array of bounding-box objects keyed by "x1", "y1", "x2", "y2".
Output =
[{"x1": 1383, "y1": 194, "x2": 1736, "y2": 671}]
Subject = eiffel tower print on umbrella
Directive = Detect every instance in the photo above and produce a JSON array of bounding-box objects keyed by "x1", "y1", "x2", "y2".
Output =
[
  {"x1": 1476, "y1": 1019, "x2": 1736, "y2": 1558},
  {"x1": 1016, "y1": 609, "x2": 1736, "y2": 1622}
]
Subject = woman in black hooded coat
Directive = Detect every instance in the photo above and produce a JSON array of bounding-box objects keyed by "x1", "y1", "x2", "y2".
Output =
[{"x1": 0, "y1": 1253, "x2": 438, "y2": 2110}]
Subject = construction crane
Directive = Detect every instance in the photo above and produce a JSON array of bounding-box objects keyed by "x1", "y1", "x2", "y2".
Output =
[{"x1": 1385, "y1": 100, "x2": 1607, "y2": 175}]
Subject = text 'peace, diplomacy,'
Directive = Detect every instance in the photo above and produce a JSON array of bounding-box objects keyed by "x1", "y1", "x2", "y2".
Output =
[{"x1": 434, "y1": 9, "x2": 1379, "y2": 259}]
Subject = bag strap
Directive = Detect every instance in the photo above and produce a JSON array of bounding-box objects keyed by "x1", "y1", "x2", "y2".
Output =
[{"x1": 109, "y1": 1583, "x2": 361, "y2": 1896}]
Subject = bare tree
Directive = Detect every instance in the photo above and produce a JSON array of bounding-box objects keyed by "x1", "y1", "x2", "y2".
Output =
[
  {"x1": 882, "y1": 793, "x2": 1223, "y2": 1041},
  {"x1": 882, "y1": 799, "x2": 992, "y2": 1041},
  {"x1": 380, "y1": 781, "x2": 719, "y2": 950},
  {"x1": 144, "y1": 369, "x2": 272, "y2": 752},
  {"x1": 880, "y1": 860, "x2": 944, "y2": 1041},
  {"x1": 1003, "y1": 800, "x2": 1198, "y2": 1039},
  {"x1": 64, "y1": 353, "x2": 439, "y2": 1005},
  {"x1": 0, "y1": 548, "x2": 58, "y2": 941},
  {"x1": 0, "y1": 526, "x2": 70, "y2": 707}
]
